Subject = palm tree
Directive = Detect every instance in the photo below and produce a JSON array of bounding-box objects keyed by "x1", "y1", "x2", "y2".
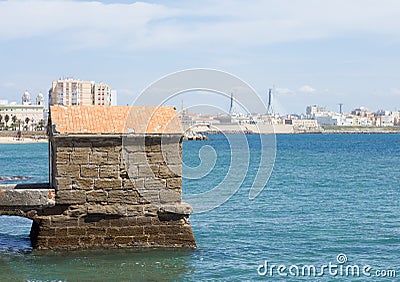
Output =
[
  {"x1": 4, "y1": 114, "x2": 9, "y2": 129},
  {"x1": 25, "y1": 117, "x2": 30, "y2": 131},
  {"x1": 38, "y1": 119, "x2": 45, "y2": 131},
  {"x1": 0, "y1": 114, "x2": 3, "y2": 130},
  {"x1": 12, "y1": 115, "x2": 17, "y2": 130}
]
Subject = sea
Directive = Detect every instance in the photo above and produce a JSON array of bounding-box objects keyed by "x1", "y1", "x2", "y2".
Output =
[{"x1": 0, "y1": 134, "x2": 399, "y2": 281}]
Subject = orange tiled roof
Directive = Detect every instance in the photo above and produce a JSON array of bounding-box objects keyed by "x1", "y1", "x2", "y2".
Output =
[{"x1": 50, "y1": 105, "x2": 183, "y2": 134}]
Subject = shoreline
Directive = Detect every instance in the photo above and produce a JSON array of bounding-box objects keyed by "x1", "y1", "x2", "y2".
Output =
[
  {"x1": 0, "y1": 136, "x2": 48, "y2": 144},
  {"x1": 198, "y1": 129, "x2": 400, "y2": 135}
]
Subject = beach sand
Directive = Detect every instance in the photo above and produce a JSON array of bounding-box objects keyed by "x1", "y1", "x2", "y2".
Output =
[{"x1": 0, "y1": 137, "x2": 48, "y2": 144}]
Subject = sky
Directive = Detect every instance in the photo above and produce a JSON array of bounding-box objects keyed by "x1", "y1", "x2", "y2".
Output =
[{"x1": 0, "y1": 0, "x2": 400, "y2": 114}]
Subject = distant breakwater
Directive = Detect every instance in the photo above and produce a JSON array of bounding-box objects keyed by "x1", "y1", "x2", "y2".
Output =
[{"x1": 0, "y1": 176, "x2": 31, "y2": 181}]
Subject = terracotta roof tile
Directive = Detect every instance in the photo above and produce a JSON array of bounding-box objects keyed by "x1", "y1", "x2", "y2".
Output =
[{"x1": 50, "y1": 105, "x2": 183, "y2": 134}]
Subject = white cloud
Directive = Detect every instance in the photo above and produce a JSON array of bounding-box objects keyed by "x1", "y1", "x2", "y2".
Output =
[
  {"x1": 275, "y1": 87, "x2": 294, "y2": 95},
  {"x1": 1, "y1": 0, "x2": 400, "y2": 50},
  {"x1": 299, "y1": 85, "x2": 316, "y2": 93}
]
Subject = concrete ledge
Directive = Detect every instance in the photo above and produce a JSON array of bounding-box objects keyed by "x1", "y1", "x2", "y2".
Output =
[{"x1": 0, "y1": 183, "x2": 55, "y2": 210}]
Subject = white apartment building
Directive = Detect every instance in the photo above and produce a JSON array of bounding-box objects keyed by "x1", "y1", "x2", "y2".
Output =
[
  {"x1": 49, "y1": 78, "x2": 116, "y2": 106},
  {"x1": 93, "y1": 83, "x2": 112, "y2": 106},
  {"x1": 49, "y1": 78, "x2": 93, "y2": 106}
]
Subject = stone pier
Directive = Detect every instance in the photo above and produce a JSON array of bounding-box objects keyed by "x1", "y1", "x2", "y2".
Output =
[{"x1": 0, "y1": 105, "x2": 196, "y2": 250}]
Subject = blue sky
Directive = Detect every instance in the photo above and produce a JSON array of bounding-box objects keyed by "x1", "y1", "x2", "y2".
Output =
[{"x1": 0, "y1": 0, "x2": 399, "y2": 114}]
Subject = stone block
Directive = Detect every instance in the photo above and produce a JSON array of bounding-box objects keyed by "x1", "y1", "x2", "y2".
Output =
[
  {"x1": 105, "y1": 204, "x2": 127, "y2": 216},
  {"x1": 56, "y1": 177, "x2": 72, "y2": 190},
  {"x1": 110, "y1": 217, "x2": 138, "y2": 227},
  {"x1": 158, "y1": 165, "x2": 180, "y2": 178},
  {"x1": 107, "y1": 190, "x2": 125, "y2": 203},
  {"x1": 72, "y1": 178, "x2": 94, "y2": 190},
  {"x1": 47, "y1": 236, "x2": 81, "y2": 248},
  {"x1": 128, "y1": 152, "x2": 147, "y2": 164},
  {"x1": 51, "y1": 216, "x2": 79, "y2": 227},
  {"x1": 108, "y1": 226, "x2": 144, "y2": 237},
  {"x1": 114, "y1": 236, "x2": 134, "y2": 246},
  {"x1": 107, "y1": 151, "x2": 120, "y2": 163},
  {"x1": 146, "y1": 152, "x2": 164, "y2": 163},
  {"x1": 143, "y1": 205, "x2": 159, "y2": 216},
  {"x1": 148, "y1": 235, "x2": 166, "y2": 246},
  {"x1": 107, "y1": 190, "x2": 138, "y2": 204},
  {"x1": 56, "y1": 144, "x2": 73, "y2": 153},
  {"x1": 67, "y1": 205, "x2": 87, "y2": 217},
  {"x1": 159, "y1": 189, "x2": 181, "y2": 204},
  {"x1": 87, "y1": 205, "x2": 106, "y2": 214},
  {"x1": 90, "y1": 151, "x2": 108, "y2": 164},
  {"x1": 70, "y1": 152, "x2": 89, "y2": 164},
  {"x1": 81, "y1": 165, "x2": 99, "y2": 178},
  {"x1": 56, "y1": 164, "x2": 80, "y2": 177},
  {"x1": 87, "y1": 190, "x2": 108, "y2": 202},
  {"x1": 144, "y1": 225, "x2": 160, "y2": 236},
  {"x1": 159, "y1": 224, "x2": 182, "y2": 234},
  {"x1": 136, "y1": 216, "x2": 155, "y2": 225},
  {"x1": 79, "y1": 237, "x2": 94, "y2": 246},
  {"x1": 37, "y1": 227, "x2": 56, "y2": 237},
  {"x1": 139, "y1": 191, "x2": 160, "y2": 204},
  {"x1": 127, "y1": 205, "x2": 143, "y2": 216},
  {"x1": 86, "y1": 227, "x2": 107, "y2": 236},
  {"x1": 67, "y1": 227, "x2": 86, "y2": 236},
  {"x1": 145, "y1": 178, "x2": 166, "y2": 189},
  {"x1": 166, "y1": 177, "x2": 182, "y2": 189},
  {"x1": 147, "y1": 144, "x2": 161, "y2": 152},
  {"x1": 134, "y1": 178, "x2": 144, "y2": 188},
  {"x1": 56, "y1": 152, "x2": 70, "y2": 164},
  {"x1": 145, "y1": 136, "x2": 161, "y2": 148},
  {"x1": 138, "y1": 165, "x2": 154, "y2": 178},
  {"x1": 56, "y1": 227, "x2": 68, "y2": 237},
  {"x1": 123, "y1": 191, "x2": 139, "y2": 204},
  {"x1": 99, "y1": 165, "x2": 119, "y2": 179},
  {"x1": 160, "y1": 202, "x2": 193, "y2": 215},
  {"x1": 94, "y1": 179, "x2": 122, "y2": 190},
  {"x1": 123, "y1": 141, "x2": 145, "y2": 153},
  {"x1": 127, "y1": 165, "x2": 139, "y2": 178},
  {"x1": 165, "y1": 152, "x2": 181, "y2": 164},
  {"x1": 56, "y1": 190, "x2": 86, "y2": 204}
]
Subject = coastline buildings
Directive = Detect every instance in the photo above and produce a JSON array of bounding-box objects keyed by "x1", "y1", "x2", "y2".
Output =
[
  {"x1": 0, "y1": 91, "x2": 45, "y2": 130},
  {"x1": 305, "y1": 104, "x2": 400, "y2": 127},
  {"x1": 49, "y1": 78, "x2": 116, "y2": 106}
]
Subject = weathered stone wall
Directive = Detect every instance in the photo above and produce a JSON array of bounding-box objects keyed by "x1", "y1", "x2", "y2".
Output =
[{"x1": 30, "y1": 134, "x2": 195, "y2": 250}]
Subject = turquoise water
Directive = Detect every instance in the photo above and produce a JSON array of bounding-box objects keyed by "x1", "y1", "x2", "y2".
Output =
[{"x1": 0, "y1": 135, "x2": 399, "y2": 281}]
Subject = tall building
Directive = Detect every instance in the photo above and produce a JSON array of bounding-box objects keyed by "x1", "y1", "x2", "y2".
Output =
[
  {"x1": 49, "y1": 78, "x2": 93, "y2": 106},
  {"x1": 49, "y1": 78, "x2": 116, "y2": 106},
  {"x1": 306, "y1": 105, "x2": 327, "y2": 119},
  {"x1": 93, "y1": 82, "x2": 112, "y2": 106}
]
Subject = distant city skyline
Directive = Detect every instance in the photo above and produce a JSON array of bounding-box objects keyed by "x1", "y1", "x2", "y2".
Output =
[{"x1": 0, "y1": 0, "x2": 400, "y2": 114}]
